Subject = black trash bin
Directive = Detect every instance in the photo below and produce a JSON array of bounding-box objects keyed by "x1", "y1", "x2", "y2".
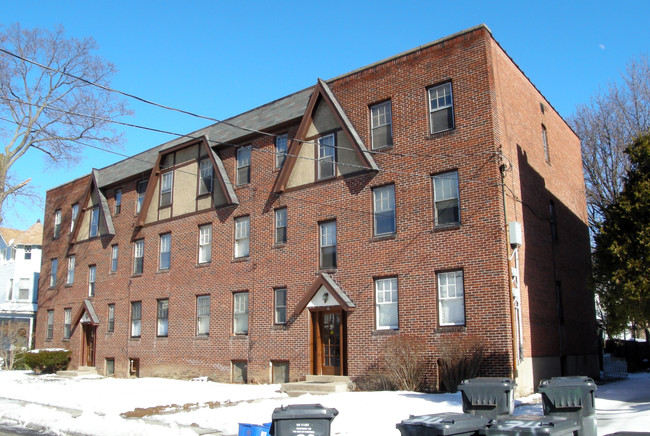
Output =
[
  {"x1": 480, "y1": 415, "x2": 581, "y2": 436},
  {"x1": 457, "y1": 378, "x2": 516, "y2": 419},
  {"x1": 396, "y1": 412, "x2": 490, "y2": 436},
  {"x1": 270, "y1": 404, "x2": 338, "y2": 436},
  {"x1": 538, "y1": 376, "x2": 597, "y2": 436}
]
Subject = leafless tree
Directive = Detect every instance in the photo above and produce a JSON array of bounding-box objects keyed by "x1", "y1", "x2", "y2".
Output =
[
  {"x1": 569, "y1": 55, "x2": 650, "y2": 231},
  {"x1": 0, "y1": 320, "x2": 29, "y2": 370},
  {"x1": 0, "y1": 24, "x2": 130, "y2": 224}
]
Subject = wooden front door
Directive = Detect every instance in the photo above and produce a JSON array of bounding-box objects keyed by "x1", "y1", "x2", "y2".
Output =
[
  {"x1": 312, "y1": 310, "x2": 344, "y2": 376},
  {"x1": 82, "y1": 324, "x2": 95, "y2": 367}
]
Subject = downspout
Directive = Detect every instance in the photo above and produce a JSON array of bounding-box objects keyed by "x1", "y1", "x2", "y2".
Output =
[{"x1": 500, "y1": 160, "x2": 519, "y2": 378}]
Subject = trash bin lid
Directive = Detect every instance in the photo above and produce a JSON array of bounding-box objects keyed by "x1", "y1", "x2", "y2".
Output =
[
  {"x1": 458, "y1": 377, "x2": 516, "y2": 390},
  {"x1": 484, "y1": 415, "x2": 580, "y2": 435},
  {"x1": 538, "y1": 376, "x2": 597, "y2": 390},
  {"x1": 272, "y1": 404, "x2": 339, "y2": 420},
  {"x1": 397, "y1": 413, "x2": 490, "y2": 435}
]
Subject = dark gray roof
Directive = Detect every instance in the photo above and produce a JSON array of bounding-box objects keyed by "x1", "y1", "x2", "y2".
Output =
[{"x1": 96, "y1": 86, "x2": 314, "y2": 188}]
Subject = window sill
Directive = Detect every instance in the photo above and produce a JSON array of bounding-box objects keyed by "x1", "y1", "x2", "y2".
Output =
[
  {"x1": 131, "y1": 273, "x2": 143, "y2": 278},
  {"x1": 232, "y1": 256, "x2": 250, "y2": 263},
  {"x1": 271, "y1": 324, "x2": 287, "y2": 331},
  {"x1": 62, "y1": 338, "x2": 70, "y2": 342},
  {"x1": 156, "y1": 336, "x2": 168, "y2": 340},
  {"x1": 435, "y1": 325, "x2": 466, "y2": 333},
  {"x1": 129, "y1": 337, "x2": 141, "y2": 341},
  {"x1": 195, "y1": 262, "x2": 211, "y2": 268},
  {"x1": 196, "y1": 192, "x2": 212, "y2": 199},
  {"x1": 372, "y1": 329, "x2": 399, "y2": 336},
  {"x1": 156, "y1": 269, "x2": 170, "y2": 274},
  {"x1": 371, "y1": 233, "x2": 396, "y2": 242},
  {"x1": 235, "y1": 183, "x2": 251, "y2": 189},
  {"x1": 158, "y1": 204, "x2": 172, "y2": 210},
  {"x1": 371, "y1": 144, "x2": 393, "y2": 152},
  {"x1": 427, "y1": 127, "x2": 455, "y2": 139},
  {"x1": 64, "y1": 284, "x2": 73, "y2": 288},
  {"x1": 230, "y1": 334, "x2": 249, "y2": 339},
  {"x1": 194, "y1": 334, "x2": 209, "y2": 340},
  {"x1": 272, "y1": 242, "x2": 287, "y2": 249},
  {"x1": 433, "y1": 223, "x2": 461, "y2": 233}
]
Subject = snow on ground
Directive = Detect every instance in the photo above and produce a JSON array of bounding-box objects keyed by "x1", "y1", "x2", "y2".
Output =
[{"x1": 0, "y1": 370, "x2": 649, "y2": 435}]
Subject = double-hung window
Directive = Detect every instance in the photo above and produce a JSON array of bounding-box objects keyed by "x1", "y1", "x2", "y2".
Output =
[
  {"x1": 110, "y1": 245, "x2": 118, "y2": 272},
  {"x1": 428, "y1": 82, "x2": 454, "y2": 134},
  {"x1": 234, "y1": 216, "x2": 250, "y2": 258},
  {"x1": 24, "y1": 246, "x2": 31, "y2": 260},
  {"x1": 274, "y1": 288, "x2": 287, "y2": 325},
  {"x1": 66, "y1": 256, "x2": 75, "y2": 285},
  {"x1": 370, "y1": 101, "x2": 393, "y2": 149},
  {"x1": 196, "y1": 295, "x2": 210, "y2": 336},
  {"x1": 89, "y1": 205, "x2": 99, "y2": 238},
  {"x1": 198, "y1": 225, "x2": 212, "y2": 264},
  {"x1": 276, "y1": 134, "x2": 288, "y2": 169},
  {"x1": 46, "y1": 310, "x2": 54, "y2": 340},
  {"x1": 54, "y1": 209, "x2": 62, "y2": 238},
  {"x1": 199, "y1": 159, "x2": 213, "y2": 195},
  {"x1": 88, "y1": 265, "x2": 96, "y2": 297},
  {"x1": 18, "y1": 278, "x2": 29, "y2": 300},
  {"x1": 70, "y1": 203, "x2": 79, "y2": 233},
  {"x1": 236, "y1": 146, "x2": 251, "y2": 186},
  {"x1": 64, "y1": 308, "x2": 71, "y2": 339},
  {"x1": 157, "y1": 299, "x2": 169, "y2": 337},
  {"x1": 114, "y1": 189, "x2": 122, "y2": 215},
  {"x1": 50, "y1": 259, "x2": 58, "y2": 287},
  {"x1": 160, "y1": 171, "x2": 173, "y2": 207},
  {"x1": 319, "y1": 221, "x2": 337, "y2": 270},
  {"x1": 131, "y1": 301, "x2": 142, "y2": 337},
  {"x1": 438, "y1": 270, "x2": 465, "y2": 326},
  {"x1": 108, "y1": 304, "x2": 115, "y2": 332},
  {"x1": 233, "y1": 292, "x2": 249, "y2": 335},
  {"x1": 375, "y1": 277, "x2": 398, "y2": 330},
  {"x1": 275, "y1": 208, "x2": 287, "y2": 245},
  {"x1": 373, "y1": 185, "x2": 396, "y2": 236},
  {"x1": 317, "y1": 134, "x2": 336, "y2": 180},
  {"x1": 159, "y1": 233, "x2": 171, "y2": 270},
  {"x1": 133, "y1": 239, "x2": 144, "y2": 275},
  {"x1": 433, "y1": 171, "x2": 460, "y2": 226},
  {"x1": 136, "y1": 180, "x2": 147, "y2": 214}
]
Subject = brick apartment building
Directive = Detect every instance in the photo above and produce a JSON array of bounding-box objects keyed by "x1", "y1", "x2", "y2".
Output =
[{"x1": 34, "y1": 25, "x2": 598, "y2": 394}]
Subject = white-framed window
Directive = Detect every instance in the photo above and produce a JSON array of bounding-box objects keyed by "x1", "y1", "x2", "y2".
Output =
[
  {"x1": 70, "y1": 203, "x2": 79, "y2": 233},
  {"x1": 46, "y1": 310, "x2": 54, "y2": 340},
  {"x1": 89, "y1": 205, "x2": 99, "y2": 238},
  {"x1": 375, "y1": 277, "x2": 398, "y2": 330},
  {"x1": 108, "y1": 304, "x2": 115, "y2": 332},
  {"x1": 276, "y1": 134, "x2": 288, "y2": 169},
  {"x1": 157, "y1": 299, "x2": 169, "y2": 337},
  {"x1": 50, "y1": 259, "x2": 58, "y2": 287},
  {"x1": 370, "y1": 100, "x2": 393, "y2": 149},
  {"x1": 66, "y1": 256, "x2": 75, "y2": 285},
  {"x1": 428, "y1": 82, "x2": 454, "y2": 134},
  {"x1": 319, "y1": 220, "x2": 337, "y2": 270},
  {"x1": 159, "y1": 233, "x2": 171, "y2": 270},
  {"x1": 373, "y1": 184, "x2": 396, "y2": 236},
  {"x1": 131, "y1": 301, "x2": 142, "y2": 337},
  {"x1": 113, "y1": 189, "x2": 121, "y2": 215},
  {"x1": 110, "y1": 245, "x2": 118, "y2": 272},
  {"x1": 64, "y1": 308, "x2": 71, "y2": 339},
  {"x1": 234, "y1": 216, "x2": 250, "y2": 258},
  {"x1": 438, "y1": 270, "x2": 465, "y2": 326},
  {"x1": 275, "y1": 208, "x2": 287, "y2": 245},
  {"x1": 54, "y1": 209, "x2": 62, "y2": 238},
  {"x1": 196, "y1": 295, "x2": 210, "y2": 336},
  {"x1": 274, "y1": 288, "x2": 287, "y2": 325},
  {"x1": 24, "y1": 245, "x2": 32, "y2": 260},
  {"x1": 542, "y1": 124, "x2": 550, "y2": 162},
  {"x1": 198, "y1": 224, "x2": 212, "y2": 264},
  {"x1": 133, "y1": 239, "x2": 144, "y2": 275},
  {"x1": 136, "y1": 180, "x2": 147, "y2": 214},
  {"x1": 317, "y1": 134, "x2": 336, "y2": 180},
  {"x1": 18, "y1": 278, "x2": 30, "y2": 300},
  {"x1": 433, "y1": 171, "x2": 460, "y2": 226},
  {"x1": 160, "y1": 171, "x2": 173, "y2": 207},
  {"x1": 236, "y1": 145, "x2": 251, "y2": 186},
  {"x1": 199, "y1": 158, "x2": 213, "y2": 195},
  {"x1": 233, "y1": 292, "x2": 249, "y2": 335},
  {"x1": 88, "y1": 265, "x2": 96, "y2": 297}
]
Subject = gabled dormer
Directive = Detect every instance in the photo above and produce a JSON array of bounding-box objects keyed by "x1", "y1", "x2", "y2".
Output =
[
  {"x1": 273, "y1": 79, "x2": 379, "y2": 193},
  {"x1": 70, "y1": 170, "x2": 114, "y2": 243},
  {"x1": 136, "y1": 138, "x2": 238, "y2": 226}
]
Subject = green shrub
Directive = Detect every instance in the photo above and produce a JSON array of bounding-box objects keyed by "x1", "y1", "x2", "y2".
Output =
[{"x1": 24, "y1": 349, "x2": 71, "y2": 374}]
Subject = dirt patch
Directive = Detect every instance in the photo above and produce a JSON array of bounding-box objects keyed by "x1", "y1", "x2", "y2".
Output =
[{"x1": 121, "y1": 400, "x2": 222, "y2": 418}]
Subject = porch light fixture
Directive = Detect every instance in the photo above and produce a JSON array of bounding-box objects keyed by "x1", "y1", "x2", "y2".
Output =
[{"x1": 322, "y1": 292, "x2": 329, "y2": 303}]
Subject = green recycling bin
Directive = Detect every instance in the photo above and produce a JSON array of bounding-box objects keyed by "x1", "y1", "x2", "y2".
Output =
[
  {"x1": 397, "y1": 412, "x2": 490, "y2": 436},
  {"x1": 270, "y1": 404, "x2": 338, "y2": 436},
  {"x1": 457, "y1": 377, "x2": 516, "y2": 419},
  {"x1": 480, "y1": 415, "x2": 581, "y2": 436},
  {"x1": 538, "y1": 376, "x2": 597, "y2": 436}
]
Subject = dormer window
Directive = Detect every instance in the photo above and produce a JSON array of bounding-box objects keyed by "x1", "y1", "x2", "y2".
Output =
[{"x1": 317, "y1": 134, "x2": 336, "y2": 180}]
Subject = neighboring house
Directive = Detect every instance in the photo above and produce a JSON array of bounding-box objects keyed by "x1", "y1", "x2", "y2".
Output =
[
  {"x1": 34, "y1": 25, "x2": 598, "y2": 394},
  {"x1": 0, "y1": 221, "x2": 43, "y2": 350}
]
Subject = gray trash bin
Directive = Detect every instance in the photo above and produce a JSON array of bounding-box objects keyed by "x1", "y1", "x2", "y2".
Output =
[
  {"x1": 480, "y1": 415, "x2": 581, "y2": 436},
  {"x1": 457, "y1": 377, "x2": 516, "y2": 419},
  {"x1": 270, "y1": 404, "x2": 338, "y2": 436},
  {"x1": 396, "y1": 412, "x2": 490, "y2": 436},
  {"x1": 538, "y1": 376, "x2": 597, "y2": 436}
]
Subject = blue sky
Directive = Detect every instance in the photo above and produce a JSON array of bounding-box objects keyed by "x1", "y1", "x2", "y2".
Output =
[{"x1": 1, "y1": 0, "x2": 649, "y2": 230}]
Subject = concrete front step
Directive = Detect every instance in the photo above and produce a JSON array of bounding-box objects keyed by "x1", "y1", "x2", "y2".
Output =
[
  {"x1": 281, "y1": 375, "x2": 353, "y2": 396},
  {"x1": 57, "y1": 366, "x2": 98, "y2": 378}
]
